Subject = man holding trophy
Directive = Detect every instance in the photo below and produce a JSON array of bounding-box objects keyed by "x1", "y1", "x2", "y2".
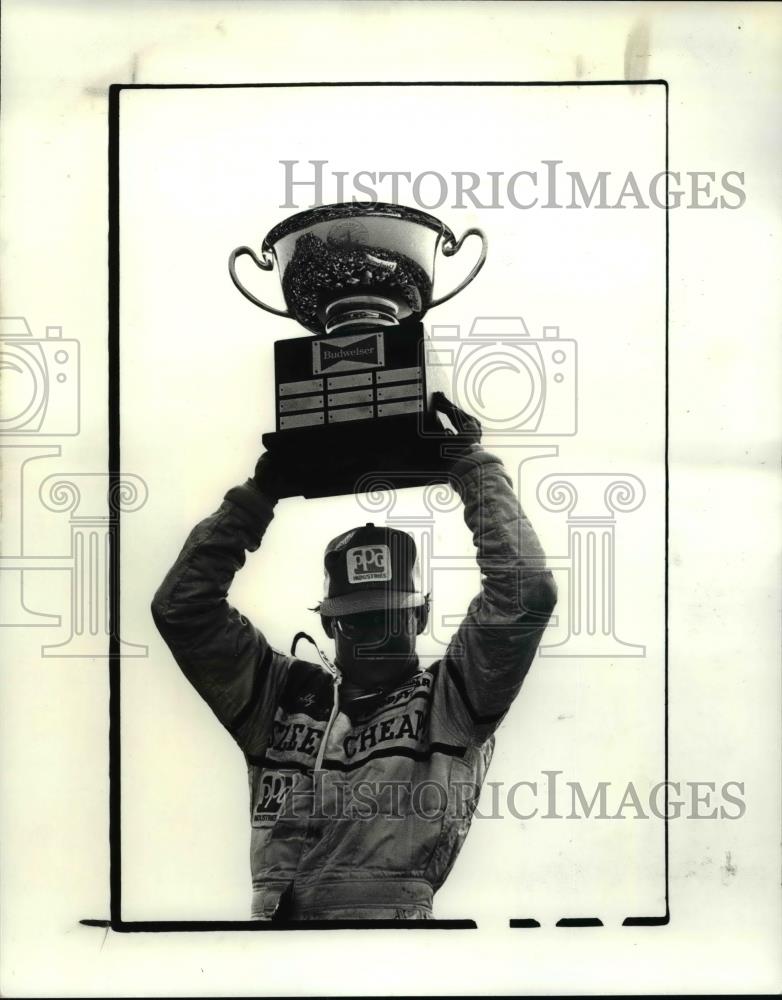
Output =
[{"x1": 152, "y1": 203, "x2": 557, "y2": 921}]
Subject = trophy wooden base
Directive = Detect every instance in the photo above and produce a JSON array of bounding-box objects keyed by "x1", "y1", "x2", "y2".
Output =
[{"x1": 262, "y1": 411, "x2": 468, "y2": 499}]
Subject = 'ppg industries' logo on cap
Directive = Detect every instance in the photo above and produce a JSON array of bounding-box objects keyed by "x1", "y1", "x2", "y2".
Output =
[
  {"x1": 347, "y1": 545, "x2": 391, "y2": 584},
  {"x1": 312, "y1": 332, "x2": 385, "y2": 374}
]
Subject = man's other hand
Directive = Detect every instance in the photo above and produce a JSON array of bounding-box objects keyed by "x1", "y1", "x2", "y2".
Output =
[
  {"x1": 252, "y1": 451, "x2": 296, "y2": 501},
  {"x1": 431, "y1": 391, "x2": 483, "y2": 461}
]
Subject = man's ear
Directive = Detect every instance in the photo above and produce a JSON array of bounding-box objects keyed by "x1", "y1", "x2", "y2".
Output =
[
  {"x1": 414, "y1": 604, "x2": 429, "y2": 635},
  {"x1": 321, "y1": 614, "x2": 334, "y2": 639}
]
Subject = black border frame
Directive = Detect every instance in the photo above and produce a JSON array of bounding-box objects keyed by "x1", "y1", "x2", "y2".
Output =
[{"x1": 92, "y1": 78, "x2": 669, "y2": 933}]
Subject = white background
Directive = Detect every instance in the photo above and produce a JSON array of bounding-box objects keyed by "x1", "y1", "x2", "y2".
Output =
[
  {"x1": 119, "y1": 82, "x2": 666, "y2": 925},
  {"x1": 1, "y1": 1, "x2": 780, "y2": 996}
]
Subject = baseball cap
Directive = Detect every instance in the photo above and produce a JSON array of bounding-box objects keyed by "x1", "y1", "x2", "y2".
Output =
[{"x1": 317, "y1": 523, "x2": 424, "y2": 617}]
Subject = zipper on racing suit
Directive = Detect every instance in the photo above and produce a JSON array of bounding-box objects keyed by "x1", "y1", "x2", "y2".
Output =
[
  {"x1": 291, "y1": 630, "x2": 342, "y2": 771},
  {"x1": 314, "y1": 670, "x2": 341, "y2": 770}
]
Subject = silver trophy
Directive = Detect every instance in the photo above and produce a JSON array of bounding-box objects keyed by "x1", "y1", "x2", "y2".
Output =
[{"x1": 229, "y1": 202, "x2": 487, "y2": 498}]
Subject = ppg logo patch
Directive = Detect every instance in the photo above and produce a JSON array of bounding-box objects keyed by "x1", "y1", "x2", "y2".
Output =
[
  {"x1": 347, "y1": 545, "x2": 391, "y2": 583},
  {"x1": 252, "y1": 772, "x2": 295, "y2": 828}
]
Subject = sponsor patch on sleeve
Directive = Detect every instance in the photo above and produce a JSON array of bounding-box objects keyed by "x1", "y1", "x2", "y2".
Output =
[{"x1": 252, "y1": 771, "x2": 296, "y2": 828}]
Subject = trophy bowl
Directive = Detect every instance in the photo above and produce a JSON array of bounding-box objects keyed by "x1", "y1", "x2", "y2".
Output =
[{"x1": 229, "y1": 202, "x2": 487, "y2": 335}]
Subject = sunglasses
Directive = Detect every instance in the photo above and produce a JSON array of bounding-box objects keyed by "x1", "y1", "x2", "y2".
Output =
[{"x1": 334, "y1": 608, "x2": 416, "y2": 639}]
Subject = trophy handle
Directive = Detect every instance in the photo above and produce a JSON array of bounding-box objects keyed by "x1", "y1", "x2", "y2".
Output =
[
  {"x1": 429, "y1": 228, "x2": 488, "y2": 309},
  {"x1": 228, "y1": 246, "x2": 291, "y2": 318}
]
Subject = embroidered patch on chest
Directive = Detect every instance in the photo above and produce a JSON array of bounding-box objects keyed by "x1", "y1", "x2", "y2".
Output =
[{"x1": 342, "y1": 706, "x2": 426, "y2": 760}]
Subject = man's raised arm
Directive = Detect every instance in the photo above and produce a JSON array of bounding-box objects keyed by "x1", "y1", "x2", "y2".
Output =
[
  {"x1": 150, "y1": 456, "x2": 292, "y2": 753},
  {"x1": 435, "y1": 445, "x2": 557, "y2": 745}
]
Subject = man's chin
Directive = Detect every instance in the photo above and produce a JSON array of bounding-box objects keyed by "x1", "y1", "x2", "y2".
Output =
[{"x1": 343, "y1": 657, "x2": 413, "y2": 689}]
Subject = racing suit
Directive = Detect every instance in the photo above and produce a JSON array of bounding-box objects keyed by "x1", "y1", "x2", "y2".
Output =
[{"x1": 151, "y1": 449, "x2": 557, "y2": 920}]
